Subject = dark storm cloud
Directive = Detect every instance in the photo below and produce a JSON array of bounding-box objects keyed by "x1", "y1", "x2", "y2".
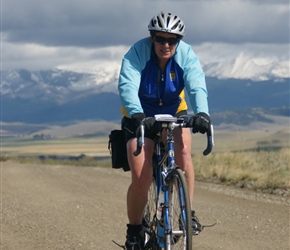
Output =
[
  {"x1": 2, "y1": 0, "x2": 289, "y2": 48},
  {"x1": 2, "y1": 0, "x2": 148, "y2": 47}
]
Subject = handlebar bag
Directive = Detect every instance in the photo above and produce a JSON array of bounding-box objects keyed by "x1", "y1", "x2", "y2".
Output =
[{"x1": 108, "y1": 130, "x2": 130, "y2": 172}]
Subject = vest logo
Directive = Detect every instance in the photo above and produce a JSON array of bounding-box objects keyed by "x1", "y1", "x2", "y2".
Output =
[{"x1": 170, "y1": 71, "x2": 176, "y2": 81}]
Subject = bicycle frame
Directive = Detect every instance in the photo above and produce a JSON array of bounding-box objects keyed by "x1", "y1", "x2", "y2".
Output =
[
  {"x1": 154, "y1": 116, "x2": 191, "y2": 249},
  {"x1": 154, "y1": 136, "x2": 179, "y2": 248},
  {"x1": 134, "y1": 114, "x2": 214, "y2": 249}
]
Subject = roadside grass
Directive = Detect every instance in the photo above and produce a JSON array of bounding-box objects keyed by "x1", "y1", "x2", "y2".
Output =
[
  {"x1": 2, "y1": 147, "x2": 289, "y2": 195},
  {"x1": 2, "y1": 154, "x2": 112, "y2": 168},
  {"x1": 194, "y1": 148, "x2": 290, "y2": 193},
  {"x1": 1, "y1": 129, "x2": 289, "y2": 195}
]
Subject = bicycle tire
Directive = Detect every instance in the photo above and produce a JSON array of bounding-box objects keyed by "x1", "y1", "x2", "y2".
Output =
[
  {"x1": 143, "y1": 178, "x2": 162, "y2": 250},
  {"x1": 166, "y1": 168, "x2": 192, "y2": 250}
]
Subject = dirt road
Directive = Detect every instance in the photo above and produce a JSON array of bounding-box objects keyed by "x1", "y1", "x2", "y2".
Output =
[{"x1": 1, "y1": 162, "x2": 289, "y2": 250}]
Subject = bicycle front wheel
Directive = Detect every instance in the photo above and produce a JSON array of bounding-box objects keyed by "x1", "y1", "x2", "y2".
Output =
[
  {"x1": 143, "y1": 177, "x2": 162, "y2": 250},
  {"x1": 166, "y1": 168, "x2": 192, "y2": 250}
]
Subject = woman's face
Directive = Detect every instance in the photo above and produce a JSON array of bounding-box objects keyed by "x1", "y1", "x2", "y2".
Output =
[{"x1": 152, "y1": 32, "x2": 179, "y2": 62}]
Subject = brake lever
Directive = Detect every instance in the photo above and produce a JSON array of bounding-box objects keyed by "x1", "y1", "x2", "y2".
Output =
[
  {"x1": 203, "y1": 124, "x2": 214, "y2": 156},
  {"x1": 133, "y1": 124, "x2": 145, "y2": 156}
]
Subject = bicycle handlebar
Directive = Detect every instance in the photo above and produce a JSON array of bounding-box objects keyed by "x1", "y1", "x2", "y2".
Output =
[{"x1": 133, "y1": 115, "x2": 214, "y2": 156}]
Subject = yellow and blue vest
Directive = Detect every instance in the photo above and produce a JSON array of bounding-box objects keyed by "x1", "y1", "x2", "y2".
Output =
[{"x1": 118, "y1": 37, "x2": 209, "y2": 118}]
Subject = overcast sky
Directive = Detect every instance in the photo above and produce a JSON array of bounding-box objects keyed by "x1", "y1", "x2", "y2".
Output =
[{"x1": 2, "y1": 0, "x2": 289, "y2": 71}]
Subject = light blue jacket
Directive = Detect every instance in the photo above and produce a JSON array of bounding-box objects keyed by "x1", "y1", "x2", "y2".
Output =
[{"x1": 118, "y1": 37, "x2": 209, "y2": 118}]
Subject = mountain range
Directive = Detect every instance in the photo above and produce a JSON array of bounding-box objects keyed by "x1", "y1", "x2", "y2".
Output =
[{"x1": 1, "y1": 56, "x2": 289, "y2": 127}]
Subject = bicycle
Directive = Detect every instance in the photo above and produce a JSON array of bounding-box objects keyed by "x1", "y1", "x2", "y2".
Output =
[{"x1": 134, "y1": 114, "x2": 214, "y2": 250}]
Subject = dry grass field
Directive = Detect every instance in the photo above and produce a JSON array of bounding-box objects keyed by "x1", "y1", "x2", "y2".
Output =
[
  {"x1": 1, "y1": 137, "x2": 109, "y2": 156},
  {"x1": 1, "y1": 118, "x2": 289, "y2": 194}
]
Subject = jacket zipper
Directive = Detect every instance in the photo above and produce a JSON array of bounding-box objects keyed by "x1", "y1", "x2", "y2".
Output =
[{"x1": 157, "y1": 69, "x2": 164, "y2": 106}]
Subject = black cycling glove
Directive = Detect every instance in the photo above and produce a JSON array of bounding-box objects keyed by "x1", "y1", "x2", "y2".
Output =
[
  {"x1": 131, "y1": 113, "x2": 146, "y2": 127},
  {"x1": 189, "y1": 112, "x2": 211, "y2": 134},
  {"x1": 131, "y1": 113, "x2": 159, "y2": 134}
]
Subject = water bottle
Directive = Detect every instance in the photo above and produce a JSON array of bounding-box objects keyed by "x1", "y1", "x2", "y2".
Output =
[{"x1": 156, "y1": 188, "x2": 164, "y2": 220}]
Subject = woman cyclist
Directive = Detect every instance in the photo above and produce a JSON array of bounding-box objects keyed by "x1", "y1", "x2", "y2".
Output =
[{"x1": 118, "y1": 11, "x2": 211, "y2": 250}]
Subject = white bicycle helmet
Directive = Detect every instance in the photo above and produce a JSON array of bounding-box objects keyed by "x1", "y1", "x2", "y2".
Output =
[{"x1": 148, "y1": 11, "x2": 185, "y2": 37}]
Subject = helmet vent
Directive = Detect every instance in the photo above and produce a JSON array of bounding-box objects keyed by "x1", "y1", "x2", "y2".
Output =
[{"x1": 148, "y1": 11, "x2": 186, "y2": 37}]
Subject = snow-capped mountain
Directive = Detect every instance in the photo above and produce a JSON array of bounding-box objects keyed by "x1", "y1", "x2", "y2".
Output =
[
  {"x1": 1, "y1": 68, "x2": 119, "y2": 104},
  {"x1": 1, "y1": 52, "x2": 289, "y2": 124},
  {"x1": 1, "y1": 51, "x2": 289, "y2": 102},
  {"x1": 202, "y1": 52, "x2": 289, "y2": 81}
]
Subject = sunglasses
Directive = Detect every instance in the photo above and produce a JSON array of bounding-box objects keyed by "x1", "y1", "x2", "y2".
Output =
[{"x1": 153, "y1": 35, "x2": 180, "y2": 46}]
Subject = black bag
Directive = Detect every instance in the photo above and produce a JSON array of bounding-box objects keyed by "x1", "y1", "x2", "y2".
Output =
[{"x1": 108, "y1": 130, "x2": 130, "y2": 172}]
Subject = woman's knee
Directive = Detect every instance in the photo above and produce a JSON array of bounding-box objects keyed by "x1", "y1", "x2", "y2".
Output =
[
  {"x1": 131, "y1": 161, "x2": 152, "y2": 188},
  {"x1": 131, "y1": 174, "x2": 152, "y2": 196}
]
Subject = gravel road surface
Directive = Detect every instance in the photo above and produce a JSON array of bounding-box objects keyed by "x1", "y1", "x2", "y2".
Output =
[{"x1": 1, "y1": 162, "x2": 289, "y2": 250}]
